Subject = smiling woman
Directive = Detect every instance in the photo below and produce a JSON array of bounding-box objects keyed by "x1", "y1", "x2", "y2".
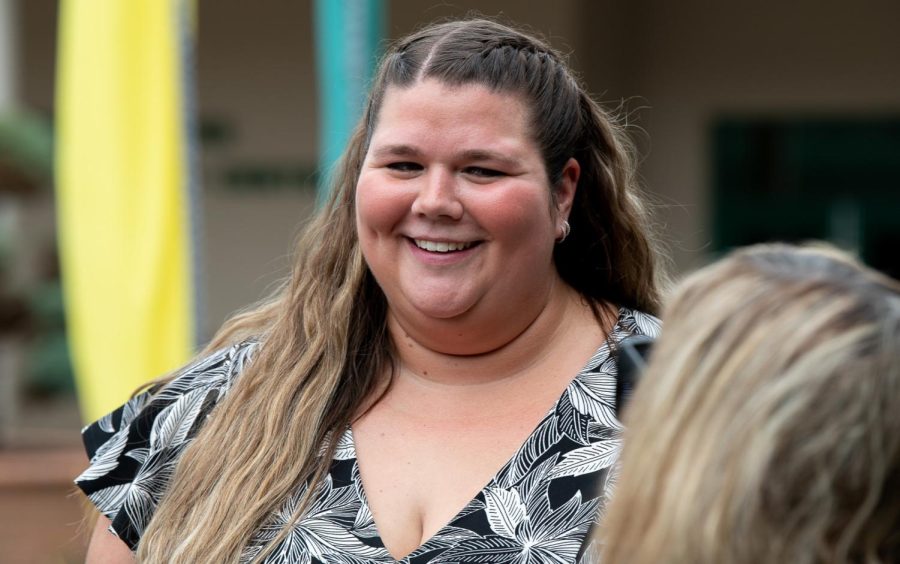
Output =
[{"x1": 75, "y1": 18, "x2": 666, "y2": 564}]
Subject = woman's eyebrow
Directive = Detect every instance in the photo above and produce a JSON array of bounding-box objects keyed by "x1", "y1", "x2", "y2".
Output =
[
  {"x1": 371, "y1": 144, "x2": 422, "y2": 159},
  {"x1": 370, "y1": 145, "x2": 522, "y2": 167},
  {"x1": 457, "y1": 149, "x2": 521, "y2": 167}
]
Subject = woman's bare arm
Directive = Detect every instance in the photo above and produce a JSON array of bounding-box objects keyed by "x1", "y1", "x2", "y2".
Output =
[{"x1": 85, "y1": 515, "x2": 135, "y2": 563}]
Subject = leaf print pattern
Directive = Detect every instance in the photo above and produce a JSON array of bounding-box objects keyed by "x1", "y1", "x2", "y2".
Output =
[
  {"x1": 75, "y1": 340, "x2": 260, "y2": 548},
  {"x1": 431, "y1": 458, "x2": 599, "y2": 564},
  {"x1": 333, "y1": 427, "x2": 356, "y2": 461},
  {"x1": 75, "y1": 308, "x2": 659, "y2": 562},
  {"x1": 75, "y1": 428, "x2": 130, "y2": 482},
  {"x1": 97, "y1": 411, "x2": 116, "y2": 434},
  {"x1": 484, "y1": 487, "x2": 526, "y2": 539},
  {"x1": 497, "y1": 417, "x2": 558, "y2": 488},
  {"x1": 568, "y1": 379, "x2": 620, "y2": 431},
  {"x1": 247, "y1": 475, "x2": 393, "y2": 564},
  {"x1": 149, "y1": 387, "x2": 209, "y2": 450},
  {"x1": 630, "y1": 309, "x2": 661, "y2": 338},
  {"x1": 86, "y1": 483, "x2": 131, "y2": 522},
  {"x1": 548, "y1": 441, "x2": 621, "y2": 479}
]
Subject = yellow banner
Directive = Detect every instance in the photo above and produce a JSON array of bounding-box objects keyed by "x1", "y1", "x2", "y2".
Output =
[{"x1": 56, "y1": 0, "x2": 194, "y2": 422}]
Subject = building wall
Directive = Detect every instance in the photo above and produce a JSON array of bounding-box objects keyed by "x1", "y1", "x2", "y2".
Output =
[
  {"x1": 194, "y1": 0, "x2": 318, "y2": 336},
  {"x1": 581, "y1": 0, "x2": 900, "y2": 269}
]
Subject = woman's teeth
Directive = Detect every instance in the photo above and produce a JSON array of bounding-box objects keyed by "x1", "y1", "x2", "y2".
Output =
[{"x1": 414, "y1": 239, "x2": 474, "y2": 253}]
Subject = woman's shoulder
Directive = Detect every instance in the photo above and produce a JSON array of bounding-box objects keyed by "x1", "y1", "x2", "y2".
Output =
[
  {"x1": 75, "y1": 338, "x2": 260, "y2": 550},
  {"x1": 140, "y1": 337, "x2": 260, "y2": 423},
  {"x1": 614, "y1": 307, "x2": 661, "y2": 340},
  {"x1": 81, "y1": 338, "x2": 259, "y2": 457}
]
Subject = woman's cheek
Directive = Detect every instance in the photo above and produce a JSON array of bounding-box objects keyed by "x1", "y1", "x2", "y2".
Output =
[
  {"x1": 479, "y1": 185, "x2": 553, "y2": 237},
  {"x1": 356, "y1": 174, "x2": 409, "y2": 235}
]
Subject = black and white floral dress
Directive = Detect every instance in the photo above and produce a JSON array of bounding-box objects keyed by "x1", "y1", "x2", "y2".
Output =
[{"x1": 76, "y1": 307, "x2": 659, "y2": 563}]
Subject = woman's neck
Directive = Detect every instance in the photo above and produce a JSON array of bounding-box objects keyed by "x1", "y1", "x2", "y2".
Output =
[{"x1": 386, "y1": 281, "x2": 609, "y2": 390}]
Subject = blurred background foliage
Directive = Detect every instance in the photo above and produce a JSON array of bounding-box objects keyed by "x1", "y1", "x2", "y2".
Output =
[{"x1": 0, "y1": 110, "x2": 74, "y2": 398}]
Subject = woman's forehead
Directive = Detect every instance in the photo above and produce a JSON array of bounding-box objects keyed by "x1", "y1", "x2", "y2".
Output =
[{"x1": 370, "y1": 80, "x2": 536, "y2": 151}]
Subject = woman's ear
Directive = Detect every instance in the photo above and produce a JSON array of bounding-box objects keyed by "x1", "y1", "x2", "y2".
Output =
[{"x1": 556, "y1": 158, "x2": 580, "y2": 220}]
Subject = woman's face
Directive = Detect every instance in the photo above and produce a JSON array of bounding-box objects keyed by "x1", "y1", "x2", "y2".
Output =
[{"x1": 355, "y1": 79, "x2": 578, "y2": 351}]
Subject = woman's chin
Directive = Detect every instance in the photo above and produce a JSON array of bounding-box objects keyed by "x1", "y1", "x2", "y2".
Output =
[
  {"x1": 407, "y1": 300, "x2": 474, "y2": 322},
  {"x1": 387, "y1": 295, "x2": 484, "y2": 335},
  {"x1": 393, "y1": 285, "x2": 480, "y2": 321}
]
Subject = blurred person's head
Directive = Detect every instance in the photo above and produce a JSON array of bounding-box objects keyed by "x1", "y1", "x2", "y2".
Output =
[{"x1": 601, "y1": 243, "x2": 900, "y2": 564}]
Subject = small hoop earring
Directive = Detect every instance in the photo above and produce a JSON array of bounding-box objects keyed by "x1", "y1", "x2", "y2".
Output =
[{"x1": 557, "y1": 220, "x2": 571, "y2": 243}]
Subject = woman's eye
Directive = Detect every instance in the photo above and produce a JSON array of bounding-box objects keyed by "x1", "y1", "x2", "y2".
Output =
[
  {"x1": 386, "y1": 162, "x2": 422, "y2": 173},
  {"x1": 464, "y1": 166, "x2": 505, "y2": 178}
]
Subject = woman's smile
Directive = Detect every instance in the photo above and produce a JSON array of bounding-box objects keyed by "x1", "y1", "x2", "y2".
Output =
[
  {"x1": 405, "y1": 237, "x2": 484, "y2": 267},
  {"x1": 411, "y1": 239, "x2": 479, "y2": 253}
]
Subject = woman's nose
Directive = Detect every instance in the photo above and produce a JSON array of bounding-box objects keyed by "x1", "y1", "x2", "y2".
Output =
[{"x1": 410, "y1": 168, "x2": 464, "y2": 220}]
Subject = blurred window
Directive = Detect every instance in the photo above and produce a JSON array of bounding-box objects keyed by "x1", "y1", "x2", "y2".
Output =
[{"x1": 713, "y1": 118, "x2": 900, "y2": 279}]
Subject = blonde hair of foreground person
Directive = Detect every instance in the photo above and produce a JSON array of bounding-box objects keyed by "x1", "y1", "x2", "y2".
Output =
[
  {"x1": 598, "y1": 243, "x2": 900, "y2": 564},
  {"x1": 122, "y1": 18, "x2": 667, "y2": 563}
]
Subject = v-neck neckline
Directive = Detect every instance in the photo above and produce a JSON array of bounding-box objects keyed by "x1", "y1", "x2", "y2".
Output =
[{"x1": 344, "y1": 310, "x2": 627, "y2": 562}]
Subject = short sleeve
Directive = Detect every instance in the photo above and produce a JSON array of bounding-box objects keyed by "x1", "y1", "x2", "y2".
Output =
[{"x1": 74, "y1": 339, "x2": 259, "y2": 550}]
